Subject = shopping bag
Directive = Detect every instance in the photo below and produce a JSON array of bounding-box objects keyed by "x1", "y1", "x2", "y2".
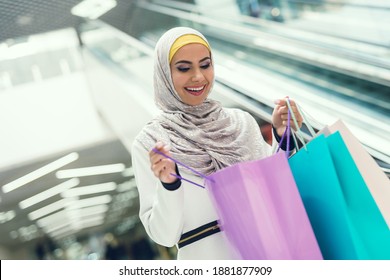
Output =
[
  {"x1": 289, "y1": 132, "x2": 390, "y2": 259},
  {"x1": 321, "y1": 119, "x2": 390, "y2": 229},
  {"x1": 153, "y1": 102, "x2": 322, "y2": 259},
  {"x1": 204, "y1": 151, "x2": 322, "y2": 260}
]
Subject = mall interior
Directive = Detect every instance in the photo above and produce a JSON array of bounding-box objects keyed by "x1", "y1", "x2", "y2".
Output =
[{"x1": 0, "y1": 0, "x2": 389, "y2": 260}]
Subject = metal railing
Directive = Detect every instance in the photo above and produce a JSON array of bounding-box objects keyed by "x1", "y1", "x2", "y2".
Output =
[
  {"x1": 80, "y1": 20, "x2": 390, "y2": 173},
  {"x1": 138, "y1": 1, "x2": 390, "y2": 87}
]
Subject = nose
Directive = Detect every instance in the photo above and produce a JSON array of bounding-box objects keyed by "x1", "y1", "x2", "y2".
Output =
[{"x1": 191, "y1": 68, "x2": 205, "y2": 82}]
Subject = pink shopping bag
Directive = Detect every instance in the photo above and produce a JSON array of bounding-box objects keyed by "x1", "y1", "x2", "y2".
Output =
[
  {"x1": 154, "y1": 104, "x2": 322, "y2": 259},
  {"x1": 205, "y1": 151, "x2": 322, "y2": 260}
]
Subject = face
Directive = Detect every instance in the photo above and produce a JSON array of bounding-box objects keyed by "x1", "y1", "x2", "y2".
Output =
[{"x1": 170, "y1": 43, "x2": 214, "y2": 106}]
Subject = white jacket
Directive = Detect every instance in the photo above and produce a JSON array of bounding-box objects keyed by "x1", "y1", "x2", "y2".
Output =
[{"x1": 131, "y1": 130, "x2": 279, "y2": 259}]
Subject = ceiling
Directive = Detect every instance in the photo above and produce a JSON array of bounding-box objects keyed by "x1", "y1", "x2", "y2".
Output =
[
  {"x1": 0, "y1": 138, "x2": 140, "y2": 251},
  {"x1": 0, "y1": 0, "x2": 144, "y2": 256},
  {"x1": 0, "y1": 0, "x2": 137, "y2": 43},
  {"x1": 0, "y1": 0, "x2": 83, "y2": 43}
]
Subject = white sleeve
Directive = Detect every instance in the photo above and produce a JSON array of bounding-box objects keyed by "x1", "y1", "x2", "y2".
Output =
[{"x1": 131, "y1": 141, "x2": 184, "y2": 247}]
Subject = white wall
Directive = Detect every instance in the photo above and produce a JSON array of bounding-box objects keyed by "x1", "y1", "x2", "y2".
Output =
[{"x1": 0, "y1": 73, "x2": 114, "y2": 171}]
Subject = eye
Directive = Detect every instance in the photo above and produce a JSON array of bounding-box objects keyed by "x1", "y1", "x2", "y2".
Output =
[
  {"x1": 200, "y1": 63, "x2": 211, "y2": 69},
  {"x1": 177, "y1": 67, "x2": 190, "y2": 72}
]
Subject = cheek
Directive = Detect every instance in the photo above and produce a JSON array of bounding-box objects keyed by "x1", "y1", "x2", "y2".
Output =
[
  {"x1": 209, "y1": 71, "x2": 215, "y2": 82},
  {"x1": 172, "y1": 73, "x2": 184, "y2": 92},
  {"x1": 171, "y1": 74, "x2": 189, "y2": 99},
  {"x1": 206, "y1": 66, "x2": 214, "y2": 79},
  {"x1": 206, "y1": 70, "x2": 214, "y2": 86}
]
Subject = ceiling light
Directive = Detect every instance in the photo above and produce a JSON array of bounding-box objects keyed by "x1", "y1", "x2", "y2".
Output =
[
  {"x1": 19, "y1": 178, "x2": 80, "y2": 209},
  {"x1": 0, "y1": 210, "x2": 15, "y2": 224},
  {"x1": 69, "y1": 205, "x2": 109, "y2": 218},
  {"x1": 17, "y1": 224, "x2": 39, "y2": 241},
  {"x1": 48, "y1": 215, "x2": 104, "y2": 238},
  {"x1": 117, "y1": 180, "x2": 137, "y2": 192},
  {"x1": 122, "y1": 167, "x2": 134, "y2": 177},
  {"x1": 66, "y1": 195, "x2": 112, "y2": 210},
  {"x1": 43, "y1": 220, "x2": 72, "y2": 234},
  {"x1": 28, "y1": 198, "x2": 75, "y2": 220},
  {"x1": 37, "y1": 205, "x2": 108, "y2": 229},
  {"x1": 56, "y1": 163, "x2": 125, "y2": 178},
  {"x1": 61, "y1": 182, "x2": 116, "y2": 198},
  {"x1": 71, "y1": 0, "x2": 117, "y2": 20},
  {"x1": 2, "y1": 152, "x2": 79, "y2": 193},
  {"x1": 48, "y1": 226, "x2": 77, "y2": 239},
  {"x1": 77, "y1": 216, "x2": 105, "y2": 229},
  {"x1": 36, "y1": 210, "x2": 68, "y2": 228}
]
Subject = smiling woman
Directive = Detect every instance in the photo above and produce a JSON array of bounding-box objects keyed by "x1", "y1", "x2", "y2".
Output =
[
  {"x1": 131, "y1": 26, "x2": 302, "y2": 260},
  {"x1": 170, "y1": 43, "x2": 213, "y2": 106}
]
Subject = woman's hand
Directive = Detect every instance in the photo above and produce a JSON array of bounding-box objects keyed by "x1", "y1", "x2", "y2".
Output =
[
  {"x1": 149, "y1": 142, "x2": 177, "y2": 184},
  {"x1": 272, "y1": 98, "x2": 303, "y2": 137}
]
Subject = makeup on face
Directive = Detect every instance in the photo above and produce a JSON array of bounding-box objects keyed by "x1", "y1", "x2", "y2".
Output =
[{"x1": 170, "y1": 43, "x2": 214, "y2": 106}]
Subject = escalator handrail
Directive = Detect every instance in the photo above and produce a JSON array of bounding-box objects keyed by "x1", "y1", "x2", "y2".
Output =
[
  {"x1": 288, "y1": 0, "x2": 390, "y2": 10},
  {"x1": 150, "y1": 0, "x2": 390, "y2": 49},
  {"x1": 82, "y1": 20, "x2": 390, "y2": 169},
  {"x1": 138, "y1": 1, "x2": 390, "y2": 87}
]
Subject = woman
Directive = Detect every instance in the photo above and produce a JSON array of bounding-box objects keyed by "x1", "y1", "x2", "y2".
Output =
[{"x1": 131, "y1": 27, "x2": 302, "y2": 259}]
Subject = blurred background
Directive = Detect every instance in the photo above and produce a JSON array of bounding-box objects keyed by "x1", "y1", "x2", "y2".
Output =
[{"x1": 0, "y1": 0, "x2": 389, "y2": 260}]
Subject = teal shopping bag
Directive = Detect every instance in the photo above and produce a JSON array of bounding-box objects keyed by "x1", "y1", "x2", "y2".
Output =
[{"x1": 289, "y1": 132, "x2": 390, "y2": 260}]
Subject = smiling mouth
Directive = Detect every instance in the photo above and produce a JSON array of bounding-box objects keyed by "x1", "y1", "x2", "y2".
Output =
[{"x1": 184, "y1": 85, "x2": 206, "y2": 96}]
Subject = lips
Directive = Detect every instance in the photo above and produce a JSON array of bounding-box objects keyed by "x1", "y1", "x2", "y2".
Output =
[{"x1": 184, "y1": 85, "x2": 206, "y2": 96}]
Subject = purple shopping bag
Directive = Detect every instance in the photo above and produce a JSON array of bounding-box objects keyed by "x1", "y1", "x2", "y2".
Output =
[
  {"x1": 153, "y1": 102, "x2": 321, "y2": 259},
  {"x1": 204, "y1": 152, "x2": 322, "y2": 260}
]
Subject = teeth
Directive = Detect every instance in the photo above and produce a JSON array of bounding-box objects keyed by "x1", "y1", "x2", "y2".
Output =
[{"x1": 186, "y1": 85, "x2": 205, "y2": 91}]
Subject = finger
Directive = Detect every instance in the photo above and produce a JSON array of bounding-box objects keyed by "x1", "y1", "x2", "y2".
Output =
[
  {"x1": 149, "y1": 142, "x2": 168, "y2": 157},
  {"x1": 151, "y1": 161, "x2": 162, "y2": 177},
  {"x1": 277, "y1": 105, "x2": 288, "y2": 114},
  {"x1": 283, "y1": 119, "x2": 302, "y2": 129},
  {"x1": 150, "y1": 155, "x2": 163, "y2": 167},
  {"x1": 287, "y1": 98, "x2": 296, "y2": 106},
  {"x1": 155, "y1": 141, "x2": 164, "y2": 149},
  {"x1": 149, "y1": 149, "x2": 162, "y2": 162},
  {"x1": 276, "y1": 96, "x2": 294, "y2": 105},
  {"x1": 152, "y1": 159, "x2": 174, "y2": 178},
  {"x1": 274, "y1": 99, "x2": 283, "y2": 105},
  {"x1": 280, "y1": 113, "x2": 288, "y2": 121},
  {"x1": 279, "y1": 105, "x2": 301, "y2": 120},
  {"x1": 161, "y1": 144, "x2": 171, "y2": 154},
  {"x1": 151, "y1": 158, "x2": 167, "y2": 177}
]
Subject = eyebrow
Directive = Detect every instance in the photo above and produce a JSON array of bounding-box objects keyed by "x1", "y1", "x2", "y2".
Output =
[{"x1": 174, "y1": 57, "x2": 211, "y2": 65}]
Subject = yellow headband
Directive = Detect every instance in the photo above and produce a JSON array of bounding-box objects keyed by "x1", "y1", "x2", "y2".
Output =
[{"x1": 169, "y1": 34, "x2": 210, "y2": 63}]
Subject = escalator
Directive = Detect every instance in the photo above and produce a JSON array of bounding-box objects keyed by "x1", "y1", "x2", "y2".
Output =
[{"x1": 78, "y1": 1, "x2": 390, "y2": 175}]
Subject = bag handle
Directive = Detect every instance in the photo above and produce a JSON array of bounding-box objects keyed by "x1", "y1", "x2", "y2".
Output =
[
  {"x1": 285, "y1": 99, "x2": 307, "y2": 150},
  {"x1": 285, "y1": 98, "x2": 319, "y2": 152},
  {"x1": 276, "y1": 97, "x2": 313, "y2": 155},
  {"x1": 152, "y1": 97, "x2": 308, "y2": 186},
  {"x1": 296, "y1": 104, "x2": 317, "y2": 137},
  {"x1": 276, "y1": 98, "x2": 292, "y2": 156},
  {"x1": 151, "y1": 148, "x2": 211, "y2": 189}
]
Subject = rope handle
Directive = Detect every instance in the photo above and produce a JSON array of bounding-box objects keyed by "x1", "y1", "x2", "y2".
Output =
[
  {"x1": 151, "y1": 148, "x2": 212, "y2": 189},
  {"x1": 152, "y1": 98, "x2": 316, "y2": 186},
  {"x1": 285, "y1": 99, "x2": 319, "y2": 151},
  {"x1": 276, "y1": 97, "x2": 291, "y2": 156}
]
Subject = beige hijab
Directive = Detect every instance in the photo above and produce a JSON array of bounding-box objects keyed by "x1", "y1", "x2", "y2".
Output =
[{"x1": 135, "y1": 27, "x2": 270, "y2": 175}]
